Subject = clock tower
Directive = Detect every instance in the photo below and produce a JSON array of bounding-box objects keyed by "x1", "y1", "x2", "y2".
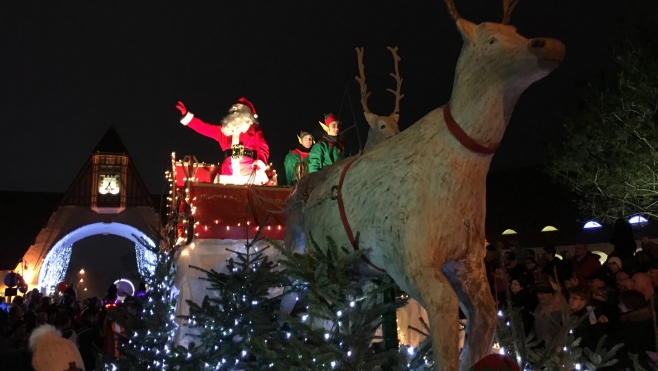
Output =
[{"x1": 55, "y1": 126, "x2": 154, "y2": 215}]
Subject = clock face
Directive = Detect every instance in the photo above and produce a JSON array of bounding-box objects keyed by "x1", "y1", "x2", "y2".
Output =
[{"x1": 99, "y1": 174, "x2": 120, "y2": 195}]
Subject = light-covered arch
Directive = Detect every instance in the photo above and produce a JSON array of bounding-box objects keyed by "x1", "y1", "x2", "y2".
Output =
[{"x1": 37, "y1": 222, "x2": 157, "y2": 290}]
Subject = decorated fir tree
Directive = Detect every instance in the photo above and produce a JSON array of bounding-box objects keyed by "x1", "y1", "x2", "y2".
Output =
[
  {"x1": 168, "y1": 241, "x2": 291, "y2": 371},
  {"x1": 276, "y1": 236, "x2": 409, "y2": 371}
]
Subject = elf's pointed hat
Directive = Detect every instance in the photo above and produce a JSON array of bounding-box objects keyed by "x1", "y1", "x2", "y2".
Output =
[
  {"x1": 297, "y1": 130, "x2": 314, "y2": 144},
  {"x1": 234, "y1": 97, "x2": 258, "y2": 118},
  {"x1": 319, "y1": 113, "x2": 340, "y2": 132}
]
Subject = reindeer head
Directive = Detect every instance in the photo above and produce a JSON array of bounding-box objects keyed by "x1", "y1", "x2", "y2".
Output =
[
  {"x1": 355, "y1": 47, "x2": 403, "y2": 146},
  {"x1": 446, "y1": 0, "x2": 565, "y2": 91}
]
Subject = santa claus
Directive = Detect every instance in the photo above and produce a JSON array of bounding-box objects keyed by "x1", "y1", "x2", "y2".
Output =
[{"x1": 176, "y1": 98, "x2": 270, "y2": 185}]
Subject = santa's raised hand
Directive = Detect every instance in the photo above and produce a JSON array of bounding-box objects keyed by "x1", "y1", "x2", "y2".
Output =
[{"x1": 176, "y1": 101, "x2": 187, "y2": 116}]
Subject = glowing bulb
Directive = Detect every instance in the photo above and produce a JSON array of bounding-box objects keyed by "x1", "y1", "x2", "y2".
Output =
[{"x1": 79, "y1": 269, "x2": 85, "y2": 274}]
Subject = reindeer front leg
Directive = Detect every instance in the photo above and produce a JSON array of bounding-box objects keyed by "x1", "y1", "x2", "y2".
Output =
[
  {"x1": 407, "y1": 262, "x2": 461, "y2": 371},
  {"x1": 442, "y1": 221, "x2": 497, "y2": 371}
]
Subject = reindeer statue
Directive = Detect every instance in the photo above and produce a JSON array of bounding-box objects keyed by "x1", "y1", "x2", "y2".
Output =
[
  {"x1": 285, "y1": 0, "x2": 565, "y2": 369},
  {"x1": 355, "y1": 46, "x2": 403, "y2": 152}
]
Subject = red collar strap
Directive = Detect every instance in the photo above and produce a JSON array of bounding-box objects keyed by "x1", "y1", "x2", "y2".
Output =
[
  {"x1": 443, "y1": 104, "x2": 499, "y2": 155},
  {"x1": 336, "y1": 157, "x2": 387, "y2": 273}
]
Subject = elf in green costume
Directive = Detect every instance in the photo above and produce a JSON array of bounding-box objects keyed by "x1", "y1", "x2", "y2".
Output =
[
  {"x1": 283, "y1": 130, "x2": 314, "y2": 186},
  {"x1": 308, "y1": 113, "x2": 351, "y2": 173}
]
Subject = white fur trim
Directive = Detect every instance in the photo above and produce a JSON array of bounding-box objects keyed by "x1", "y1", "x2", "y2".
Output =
[{"x1": 180, "y1": 112, "x2": 194, "y2": 125}]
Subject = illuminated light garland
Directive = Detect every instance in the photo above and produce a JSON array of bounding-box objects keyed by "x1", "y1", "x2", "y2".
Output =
[
  {"x1": 38, "y1": 239, "x2": 73, "y2": 290},
  {"x1": 37, "y1": 222, "x2": 157, "y2": 289}
]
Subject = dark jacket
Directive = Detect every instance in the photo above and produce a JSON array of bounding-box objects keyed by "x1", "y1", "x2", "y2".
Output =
[
  {"x1": 510, "y1": 288, "x2": 538, "y2": 335},
  {"x1": 76, "y1": 319, "x2": 103, "y2": 370},
  {"x1": 610, "y1": 307, "x2": 657, "y2": 370}
]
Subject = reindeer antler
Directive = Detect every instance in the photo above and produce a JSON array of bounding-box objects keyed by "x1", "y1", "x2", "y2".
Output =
[
  {"x1": 501, "y1": 0, "x2": 520, "y2": 24},
  {"x1": 386, "y1": 46, "x2": 404, "y2": 115},
  {"x1": 444, "y1": 0, "x2": 461, "y2": 20},
  {"x1": 354, "y1": 47, "x2": 371, "y2": 113}
]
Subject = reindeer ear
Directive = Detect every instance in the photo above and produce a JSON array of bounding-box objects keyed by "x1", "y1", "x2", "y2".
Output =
[
  {"x1": 456, "y1": 18, "x2": 476, "y2": 42},
  {"x1": 389, "y1": 113, "x2": 400, "y2": 124},
  {"x1": 364, "y1": 112, "x2": 378, "y2": 128}
]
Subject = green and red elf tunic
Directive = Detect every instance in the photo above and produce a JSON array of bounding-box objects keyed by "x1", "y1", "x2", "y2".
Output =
[
  {"x1": 284, "y1": 131, "x2": 313, "y2": 186},
  {"x1": 308, "y1": 113, "x2": 351, "y2": 173}
]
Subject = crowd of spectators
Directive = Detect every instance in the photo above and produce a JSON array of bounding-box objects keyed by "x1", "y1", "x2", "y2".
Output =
[
  {"x1": 0, "y1": 284, "x2": 140, "y2": 371},
  {"x1": 486, "y1": 230, "x2": 658, "y2": 369}
]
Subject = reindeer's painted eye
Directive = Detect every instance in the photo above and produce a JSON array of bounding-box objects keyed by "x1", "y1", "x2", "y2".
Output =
[
  {"x1": 380, "y1": 125, "x2": 386, "y2": 130},
  {"x1": 488, "y1": 38, "x2": 496, "y2": 45}
]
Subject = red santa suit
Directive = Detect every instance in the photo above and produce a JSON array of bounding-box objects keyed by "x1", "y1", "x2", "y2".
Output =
[{"x1": 180, "y1": 98, "x2": 270, "y2": 185}]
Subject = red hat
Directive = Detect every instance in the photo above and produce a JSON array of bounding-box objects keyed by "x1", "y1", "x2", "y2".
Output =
[
  {"x1": 236, "y1": 97, "x2": 258, "y2": 118},
  {"x1": 324, "y1": 113, "x2": 339, "y2": 125},
  {"x1": 469, "y1": 354, "x2": 520, "y2": 371}
]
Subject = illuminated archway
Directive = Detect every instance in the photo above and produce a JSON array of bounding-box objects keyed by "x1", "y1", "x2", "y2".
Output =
[{"x1": 37, "y1": 222, "x2": 156, "y2": 290}]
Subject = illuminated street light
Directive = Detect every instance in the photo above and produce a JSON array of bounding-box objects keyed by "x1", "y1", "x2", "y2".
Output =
[{"x1": 79, "y1": 269, "x2": 85, "y2": 274}]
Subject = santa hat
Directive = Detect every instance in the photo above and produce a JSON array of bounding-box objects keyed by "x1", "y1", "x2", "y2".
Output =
[
  {"x1": 30, "y1": 325, "x2": 85, "y2": 371},
  {"x1": 234, "y1": 97, "x2": 258, "y2": 118},
  {"x1": 297, "y1": 130, "x2": 314, "y2": 144},
  {"x1": 319, "y1": 113, "x2": 340, "y2": 132},
  {"x1": 469, "y1": 354, "x2": 520, "y2": 371}
]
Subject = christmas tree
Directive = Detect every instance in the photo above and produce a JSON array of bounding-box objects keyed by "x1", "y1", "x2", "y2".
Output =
[
  {"x1": 275, "y1": 235, "x2": 409, "y2": 371},
  {"x1": 168, "y1": 240, "x2": 291, "y2": 371}
]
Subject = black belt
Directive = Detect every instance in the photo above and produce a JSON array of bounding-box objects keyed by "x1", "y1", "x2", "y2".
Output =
[{"x1": 224, "y1": 145, "x2": 257, "y2": 160}]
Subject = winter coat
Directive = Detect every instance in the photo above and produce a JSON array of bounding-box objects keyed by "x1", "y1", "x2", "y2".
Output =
[
  {"x1": 572, "y1": 252, "x2": 601, "y2": 289},
  {"x1": 542, "y1": 258, "x2": 568, "y2": 283},
  {"x1": 308, "y1": 135, "x2": 351, "y2": 173},
  {"x1": 76, "y1": 320, "x2": 103, "y2": 371},
  {"x1": 284, "y1": 146, "x2": 311, "y2": 185},
  {"x1": 610, "y1": 307, "x2": 657, "y2": 370},
  {"x1": 184, "y1": 116, "x2": 269, "y2": 176},
  {"x1": 510, "y1": 289, "x2": 538, "y2": 334}
]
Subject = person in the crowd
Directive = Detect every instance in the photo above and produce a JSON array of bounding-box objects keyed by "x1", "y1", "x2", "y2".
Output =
[
  {"x1": 284, "y1": 130, "x2": 314, "y2": 185},
  {"x1": 22, "y1": 301, "x2": 37, "y2": 334},
  {"x1": 504, "y1": 251, "x2": 524, "y2": 279},
  {"x1": 522, "y1": 257, "x2": 541, "y2": 285},
  {"x1": 541, "y1": 245, "x2": 568, "y2": 283},
  {"x1": 509, "y1": 277, "x2": 537, "y2": 334},
  {"x1": 567, "y1": 287, "x2": 601, "y2": 350},
  {"x1": 605, "y1": 256, "x2": 623, "y2": 279},
  {"x1": 615, "y1": 271, "x2": 633, "y2": 292},
  {"x1": 648, "y1": 262, "x2": 658, "y2": 289},
  {"x1": 641, "y1": 236, "x2": 658, "y2": 260},
  {"x1": 493, "y1": 267, "x2": 509, "y2": 309},
  {"x1": 533, "y1": 280, "x2": 567, "y2": 345},
  {"x1": 55, "y1": 316, "x2": 77, "y2": 345},
  {"x1": 508, "y1": 241, "x2": 526, "y2": 264},
  {"x1": 612, "y1": 290, "x2": 657, "y2": 370},
  {"x1": 175, "y1": 98, "x2": 270, "y2": 185},
  {"x1": 76, "y1": 309, "x2": 103, "y2": 370},
  {"x1": 308, "y1": 113, "x2": 351, "y2": 172},
  {"x1": 29, "y1": 324, "x2": 85, "y2": 371},
  {"x1": 609, "y1": 218, "x2": 637, "y2": 260},
  {"x1": 572, "y1": 243, "x2": 601, "y2": 289}
]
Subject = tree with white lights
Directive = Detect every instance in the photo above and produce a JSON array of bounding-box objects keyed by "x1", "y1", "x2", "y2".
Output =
[{"x1": 549, "y1": 0, "x2": 658, "y2": 221}]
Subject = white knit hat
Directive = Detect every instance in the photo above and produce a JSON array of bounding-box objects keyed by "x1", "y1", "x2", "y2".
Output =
[{"x1": 30, "y1": 325, "x2": 85, "y2": 371}]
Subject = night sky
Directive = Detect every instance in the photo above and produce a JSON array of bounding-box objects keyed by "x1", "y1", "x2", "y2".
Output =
[{"x1": 1, "y1": 0, "x2": 623, "y2": 193}]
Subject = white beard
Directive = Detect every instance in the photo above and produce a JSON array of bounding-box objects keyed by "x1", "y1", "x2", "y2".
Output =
[{"x1": 221, "y1": 111, "x2": 254, "y2": 136}]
